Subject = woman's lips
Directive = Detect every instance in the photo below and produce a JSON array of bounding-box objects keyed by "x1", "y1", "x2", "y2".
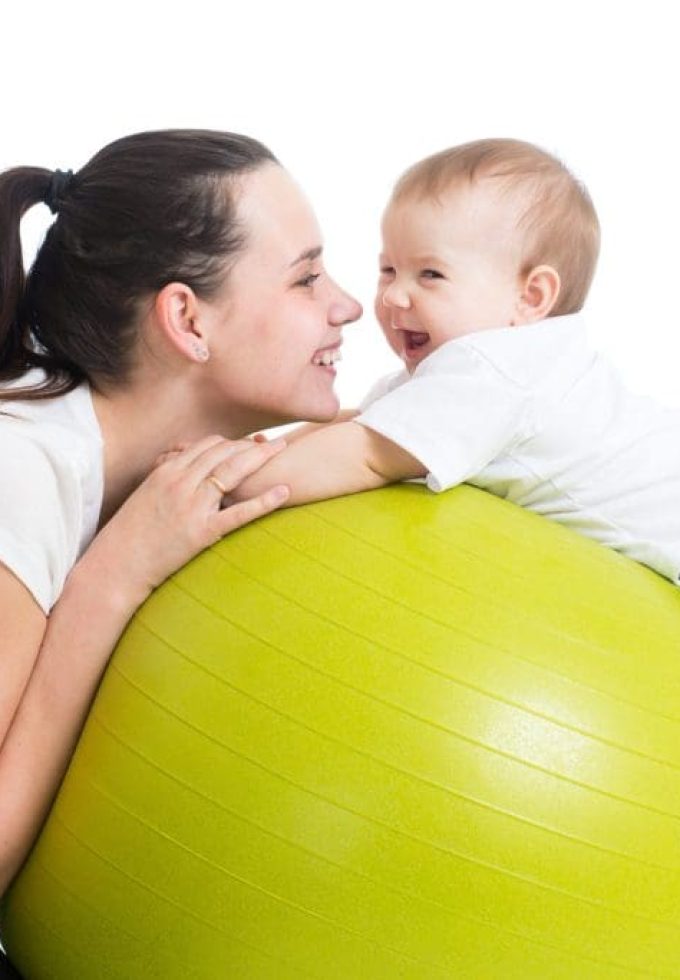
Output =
[{"x1": 312, "y1": 343, "x2": 343, "y2": 371}]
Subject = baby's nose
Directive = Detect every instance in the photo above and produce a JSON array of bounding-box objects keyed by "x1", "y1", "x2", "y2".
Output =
[{"x1": 382, "y1": 282, "x2": 411, "y2": 309}]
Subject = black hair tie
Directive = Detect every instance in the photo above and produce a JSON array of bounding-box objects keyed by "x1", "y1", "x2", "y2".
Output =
[{"x1": 44, "y1": 168, "x2": 74, "y2": 214}]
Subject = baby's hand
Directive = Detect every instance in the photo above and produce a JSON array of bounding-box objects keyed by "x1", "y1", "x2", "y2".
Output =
[{"x1": 85, "y1": 435, "x2": 289, "y2": 605}]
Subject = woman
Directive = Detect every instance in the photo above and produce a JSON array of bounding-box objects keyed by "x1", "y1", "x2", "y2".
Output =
[{"x1": 0, "y1": 130, "x2": 362, "y2": 901}]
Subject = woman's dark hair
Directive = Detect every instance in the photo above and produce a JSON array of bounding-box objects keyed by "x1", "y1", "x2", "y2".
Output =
[{"x1": 0, "y1": 130, "x2": 278, "y2": 400}]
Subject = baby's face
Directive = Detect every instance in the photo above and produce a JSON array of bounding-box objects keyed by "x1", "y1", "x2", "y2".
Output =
[{"x1": 375, "y1": 182, "x2": 525, "y2": 371}]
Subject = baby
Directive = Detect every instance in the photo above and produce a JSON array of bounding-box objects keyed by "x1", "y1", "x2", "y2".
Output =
[{"x1": 238, "y1": 138, "x2": 680, "y2": 585}]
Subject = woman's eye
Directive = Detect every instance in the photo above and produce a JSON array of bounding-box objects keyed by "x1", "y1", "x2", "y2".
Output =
[
  {"x1": 421, "y1": 269, "x2": 444, "y2": 279},
  {"x1": 296, "y1": 272, "x2": 321, "y2": 288}
]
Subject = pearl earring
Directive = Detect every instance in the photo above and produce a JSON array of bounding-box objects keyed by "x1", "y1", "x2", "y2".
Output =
[{"x1": 192, "y1": 343, "x2": 210, "y2": 362}]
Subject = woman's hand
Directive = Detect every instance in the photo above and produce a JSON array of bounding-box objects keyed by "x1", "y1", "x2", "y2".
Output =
[{"x1": 83, "y1": 435, "x2": 289, "y2": 608}]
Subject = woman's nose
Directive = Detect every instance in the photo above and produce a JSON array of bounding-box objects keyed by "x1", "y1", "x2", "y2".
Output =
[{"x1": 329, "y1": 289, "x2": 363, "y2": 327}]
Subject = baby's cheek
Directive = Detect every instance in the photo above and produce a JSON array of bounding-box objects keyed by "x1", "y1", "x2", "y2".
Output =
[{"x1": 373, "y1": 291, "x2": 388, "y2": 329}]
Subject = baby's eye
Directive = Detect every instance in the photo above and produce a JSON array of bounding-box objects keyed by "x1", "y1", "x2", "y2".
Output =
[
  {"x1": 295, "y1": 272, "x2": 321, "y2": 288},
  {"x1": 421, "y1": 269, "x2": 444, "y2": 279},
  {"x1": 379, "y1": 266, "x2": 395, "y2": 277}
]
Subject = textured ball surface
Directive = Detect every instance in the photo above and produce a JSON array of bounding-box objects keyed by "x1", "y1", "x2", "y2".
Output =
[{"x1": 3, "y1": 486, "x2": 680, "y2": 978}]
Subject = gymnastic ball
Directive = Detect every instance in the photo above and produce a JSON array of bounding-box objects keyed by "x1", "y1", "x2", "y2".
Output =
[{"x1": 3, "y1": 485, "x2": 680, "y2": 979}]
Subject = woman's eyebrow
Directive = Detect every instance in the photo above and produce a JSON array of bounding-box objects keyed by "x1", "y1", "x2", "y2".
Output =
[{"x1": 289, "y1": 245, "x2": 323, "y2": 267}]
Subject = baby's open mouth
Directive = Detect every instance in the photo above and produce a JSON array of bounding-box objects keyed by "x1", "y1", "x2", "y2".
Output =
[{"x1": 405, "y1": 331, "x2": 430, "y2": 351}]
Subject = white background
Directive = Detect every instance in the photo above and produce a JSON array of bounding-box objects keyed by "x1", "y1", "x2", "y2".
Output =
[{"x1": 3, "y1": 0, "x2": 679, "y2": 407}]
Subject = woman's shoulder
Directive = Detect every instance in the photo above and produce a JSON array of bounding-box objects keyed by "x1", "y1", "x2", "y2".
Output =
[
  {"x1": 1, "y1": 370, "x2": 99, "y2": 431},
  {"x1": 0, "y1": 430, "x2": 74, "y2": 612},
  {"x1": 0, "y1": 374, "x2": 105, "y2": 613},
  {"x1": 1, "y1": 373, "x2": 102, "y2": 472}
]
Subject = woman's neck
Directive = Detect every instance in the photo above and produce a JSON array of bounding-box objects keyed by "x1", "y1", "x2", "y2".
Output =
[{"x1": 90, "y1": 378, "x2": 243, "y2": 527}]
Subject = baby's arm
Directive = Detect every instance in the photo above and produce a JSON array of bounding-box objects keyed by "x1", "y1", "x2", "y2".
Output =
[
  {"x1": 268, "y1": 409, "x2": 360, "y2": 446},
  {"x1": 236, "y1": 420, "x2": 426, "y2": 506}
]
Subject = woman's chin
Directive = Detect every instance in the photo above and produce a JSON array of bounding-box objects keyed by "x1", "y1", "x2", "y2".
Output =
[
  {"x1": 264, "y1": 393, "x2": 340, "y2": 428},
  {"x1": 304, "y1": 400, "x2": 341, "y2": 423},
  {"x1": 299, "y1": 388, "x2": 341, "y2": 423}
]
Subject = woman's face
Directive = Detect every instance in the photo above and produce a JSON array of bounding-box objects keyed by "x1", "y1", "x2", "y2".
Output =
[{"x1": 202, "y1": 164, "x2": 362, "y2": 431}]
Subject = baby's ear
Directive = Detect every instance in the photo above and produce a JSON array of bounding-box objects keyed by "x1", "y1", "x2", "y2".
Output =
[{"x1": 514, "y1": 265, "x2": 561, "y2": 324}]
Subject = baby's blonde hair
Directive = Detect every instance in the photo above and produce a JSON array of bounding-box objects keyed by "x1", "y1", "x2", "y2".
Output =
[{"x1": 392, "y1": 138, "x2": 600, "y2": 316}]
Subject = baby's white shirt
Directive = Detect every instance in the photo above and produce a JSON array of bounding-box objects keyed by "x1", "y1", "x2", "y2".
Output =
[{"x1": 357, "y1": 313, "x2": 680, "y2": 585}]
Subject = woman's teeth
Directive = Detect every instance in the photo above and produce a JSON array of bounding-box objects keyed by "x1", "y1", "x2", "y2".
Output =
[{"x1": 313, "y1": 348, "x2": 342, "y2": 367}]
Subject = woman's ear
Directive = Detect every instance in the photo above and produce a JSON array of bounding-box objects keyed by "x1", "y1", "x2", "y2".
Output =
[
  {"x1": 513, "y1": 265, "x2": 561, "y2": 324},
  {"x1": 153, "y1": 282, "x2": 210, "y2": 363}
]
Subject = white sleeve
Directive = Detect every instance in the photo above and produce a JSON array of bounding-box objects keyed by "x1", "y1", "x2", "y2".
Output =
[
  {"x1": 355, "y1": 344, "x2": 534, "y2": 492},
  {"x1": 0, "y1": 432, "x2": 72, "y2": 612},
  {"x1": 358, "y1": 368, "x2": 409, "y2": 412}
]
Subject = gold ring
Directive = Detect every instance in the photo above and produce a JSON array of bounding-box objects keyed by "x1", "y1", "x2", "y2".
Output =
[{"x1": 206, "y1": 474, "x2": 228, "y2": 496}]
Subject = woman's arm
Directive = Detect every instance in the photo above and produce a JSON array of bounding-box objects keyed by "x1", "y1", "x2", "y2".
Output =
[
  {"x1": 234, "y1": 420, "x2": 426, "y2": 507},
  {"x1": 0, "y1": 435, "x2": 289, "y2": 895},
  {"x1": 0, "y1": 570, "x2": 47, "y2": 742},
  {"x1": 0, "y1": 558, "x2": 137, "y2": 890}
]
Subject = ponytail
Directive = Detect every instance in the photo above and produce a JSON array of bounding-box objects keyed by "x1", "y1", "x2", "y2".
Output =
[{"x1": 0, "y1": 167, "x2": 59, "y2": 395}]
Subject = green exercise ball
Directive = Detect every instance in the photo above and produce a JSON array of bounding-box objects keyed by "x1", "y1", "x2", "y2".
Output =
[{"x1": 3, "y1": 485, "x2": 680, "y2": 979}]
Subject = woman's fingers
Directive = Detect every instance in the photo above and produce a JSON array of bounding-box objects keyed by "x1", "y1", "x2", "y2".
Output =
[
  {"x1": 174, "y1": 436, "x2": 277, "y2": 489},
  {"x1": 152, "y1": 435, "x2": 278, "y2": 487},
  {"x1": 212, "y1": 484, "x2": 290, "y2": 536},
  {"x1": 198, "y1": 438, "x2": 287, "y2": 497},
  {"x1": 166, "y1": 434, "x2": 232, "y2": 469},
  {"x1": 152, "y1": 445, "x2": 186, "y2": 468},
  {"x1": 149, "y1": 435, "x2": 287, "y2": 512}
]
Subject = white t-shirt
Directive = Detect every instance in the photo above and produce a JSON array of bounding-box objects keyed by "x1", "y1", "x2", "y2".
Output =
[
  {"x1": 0, "y1": 371, "x2": 104, "y2": 612},
  {"x1": 357, "y1": 313, "x2": 680, "y2": 585}
]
